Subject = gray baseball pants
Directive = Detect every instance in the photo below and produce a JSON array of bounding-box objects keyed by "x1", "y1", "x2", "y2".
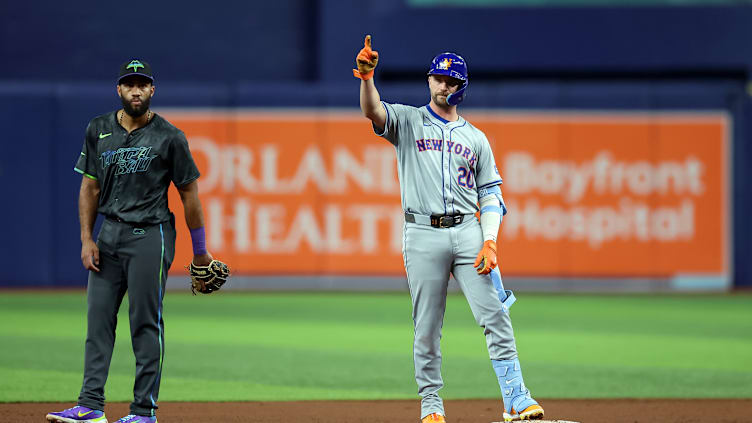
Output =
[
  {"x1": 403, "y1": 217, "x2": 518, "y2": 419},
  {"x1": 77, "y1": 216, "x2": 176, "y2": 417}
]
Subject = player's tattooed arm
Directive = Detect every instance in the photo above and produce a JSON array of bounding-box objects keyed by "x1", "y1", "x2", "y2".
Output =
[
  {"x1": 177, "y1": 180, "x2": 213, "y2": 266},
  {"x1": 79, "y1": 176, "x2": 101, "y2": 272}
]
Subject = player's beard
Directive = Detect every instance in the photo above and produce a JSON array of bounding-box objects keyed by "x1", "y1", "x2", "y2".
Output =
[
  {"x1": 120, "y1": 94, "x2": 151, "y2": 118},
  {"x1": 431, "y1": 90, "x2": 451, "y2": 108}
]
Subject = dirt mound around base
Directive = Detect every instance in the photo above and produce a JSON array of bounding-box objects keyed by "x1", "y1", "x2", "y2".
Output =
[{"x1": 5, "y1": 399, "x2": 751, "y2": 423}]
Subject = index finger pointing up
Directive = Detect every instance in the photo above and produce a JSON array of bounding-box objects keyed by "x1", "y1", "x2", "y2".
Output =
[{"x1": 364, "y1": 35, "x2": 372, "y2": 49}]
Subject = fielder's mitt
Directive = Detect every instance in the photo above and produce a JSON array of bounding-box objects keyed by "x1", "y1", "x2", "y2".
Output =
[{"x1": 188, "y1": 259, "x2": 230, "y2": 295}]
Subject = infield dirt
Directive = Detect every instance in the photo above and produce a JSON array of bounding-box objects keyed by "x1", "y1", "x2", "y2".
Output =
[{"x1": 4, "y1": 399, "x2": 752, "y2": 423}]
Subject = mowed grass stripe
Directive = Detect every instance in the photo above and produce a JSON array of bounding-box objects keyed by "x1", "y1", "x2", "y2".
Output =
[{"x1": 0, "y1": 291, "x2": 750, "y2": 402}]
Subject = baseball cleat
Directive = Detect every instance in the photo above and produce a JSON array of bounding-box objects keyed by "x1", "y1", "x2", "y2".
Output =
[
  {"x1": 421, "y1": 412, "x2": 446, "y2": 423},
  {"x1": 503, "y1": 404, "x2": 544, "y2": 421},
  {"x1": 46, "y1": 405, "x2": 107, "y2": 423},
  {"x1": 112, "y1": 415, "x2": 157, "y2": 423}
]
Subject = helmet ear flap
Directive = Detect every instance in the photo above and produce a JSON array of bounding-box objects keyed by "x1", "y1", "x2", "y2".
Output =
[{"x1": 447, "y1": 79, "x2": 468, "y2": 106}]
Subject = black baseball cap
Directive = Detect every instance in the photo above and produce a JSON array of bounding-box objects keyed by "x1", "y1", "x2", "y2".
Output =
[{"x1": 118, "y1": 59, "x2": 154, "y2": 84}]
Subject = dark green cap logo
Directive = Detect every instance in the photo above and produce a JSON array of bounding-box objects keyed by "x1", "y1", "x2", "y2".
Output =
[{"x1": 126, "y1": 60, "x2": 145, "y2": 72}]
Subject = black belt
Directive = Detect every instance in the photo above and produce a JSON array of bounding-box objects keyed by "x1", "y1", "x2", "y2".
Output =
[
  {"x1": 105, "y1": 215, "x2": 143, "y2": 226},
  {"x1": 404, "y1": 212, "x2": 467, "y2": 228}
]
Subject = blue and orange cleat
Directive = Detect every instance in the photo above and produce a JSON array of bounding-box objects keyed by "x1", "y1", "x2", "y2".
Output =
[{"x1": 503, "y1": 404, "x2": 545, "y2": 421}]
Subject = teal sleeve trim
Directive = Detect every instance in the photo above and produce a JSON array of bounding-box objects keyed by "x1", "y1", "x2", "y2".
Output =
[{"x1": 74, "y1": 167, "x2": 98, "y2": 180}]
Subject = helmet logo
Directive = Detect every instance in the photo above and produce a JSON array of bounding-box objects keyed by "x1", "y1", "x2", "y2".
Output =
[
  {"x1": 127, "y1": 60, "x2": 145, "y2": 72},
  {"x1": 438, "y1": 58, "x2": 453, "y2": 70}
]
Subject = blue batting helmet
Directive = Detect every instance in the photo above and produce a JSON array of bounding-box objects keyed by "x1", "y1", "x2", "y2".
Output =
[{"x1": 427, "y1": 52, "x2": 468, "y2": 105}]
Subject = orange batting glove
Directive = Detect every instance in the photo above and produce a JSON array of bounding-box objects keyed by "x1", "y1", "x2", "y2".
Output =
[
  {"x1": 474, "y1": 240, "x2": 498, "y2": 275},
  {"x1": 353, "y1": 35, "x2": 379, "y2": 80}
]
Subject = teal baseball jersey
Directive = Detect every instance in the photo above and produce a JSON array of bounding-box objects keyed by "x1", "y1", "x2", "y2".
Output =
[{"x1": 74, "y1": 111, "x2": 200, "y2": 224}]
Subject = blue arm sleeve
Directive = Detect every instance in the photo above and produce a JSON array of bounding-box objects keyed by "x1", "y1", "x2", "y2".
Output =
[{"x1": 478, "y1": 185, "x2": 507, "y2": 216}]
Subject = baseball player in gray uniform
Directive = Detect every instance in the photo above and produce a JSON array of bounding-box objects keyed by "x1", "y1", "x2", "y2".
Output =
[
  {"x1": 354, "y1": 36, "x2": 544, "y2": 422},
  {"x1": 47, "y1": 59, "x2": 216, "y2": 423}
]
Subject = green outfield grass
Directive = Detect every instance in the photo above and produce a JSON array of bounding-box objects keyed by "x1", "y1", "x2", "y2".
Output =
[{"x1": 1, "y1": 291, "x2": 750, "y2": 402}]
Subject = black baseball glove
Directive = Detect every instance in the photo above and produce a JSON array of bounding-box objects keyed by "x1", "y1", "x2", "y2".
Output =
[{"x1": 188, "y1": 259, "x2": 231, "y2": 295}]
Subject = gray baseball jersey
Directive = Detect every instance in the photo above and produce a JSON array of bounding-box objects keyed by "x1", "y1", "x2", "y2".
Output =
[
  {"x1": 375, "y1": 102, "x2": 535, "y2": 420},
  {"x1": 376, "y1": 102, "x2": 502, "y2": 216}
]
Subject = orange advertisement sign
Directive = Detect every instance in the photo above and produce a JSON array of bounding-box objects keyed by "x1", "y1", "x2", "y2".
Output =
[{"x1": 162, "y1": 110, "x2": 729, "y2": 278}]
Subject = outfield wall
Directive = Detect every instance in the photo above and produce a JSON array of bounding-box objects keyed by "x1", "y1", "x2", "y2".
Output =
[
  {"x1": 162, "y1": 110, "x2": 730, "y2": 284},
  {"x1": 0, "y1": 80, "x2": 748, "y2": 289},
  {"x1": 4, "y1": 1, "x2": 752, "y2": 289}
]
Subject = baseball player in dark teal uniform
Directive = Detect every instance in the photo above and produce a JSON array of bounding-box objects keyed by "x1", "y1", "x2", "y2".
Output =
[{"x1": 47, "y1": 59, "x2": 216, "y2": 423}]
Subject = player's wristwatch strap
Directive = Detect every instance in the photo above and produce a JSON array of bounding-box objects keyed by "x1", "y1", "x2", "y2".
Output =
[{"x1": 404, "y1": 212, "x2": 472, "y2": 228}]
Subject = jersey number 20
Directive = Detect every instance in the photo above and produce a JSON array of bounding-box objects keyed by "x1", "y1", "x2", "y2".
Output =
[{"x1": 457, "y1": 167, "x2": 475, "y2": 188}]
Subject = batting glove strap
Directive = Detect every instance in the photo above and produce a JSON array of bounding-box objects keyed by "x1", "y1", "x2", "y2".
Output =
[{"x1": 353, "y1": 69, "x2": 375, "y2": 80}]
